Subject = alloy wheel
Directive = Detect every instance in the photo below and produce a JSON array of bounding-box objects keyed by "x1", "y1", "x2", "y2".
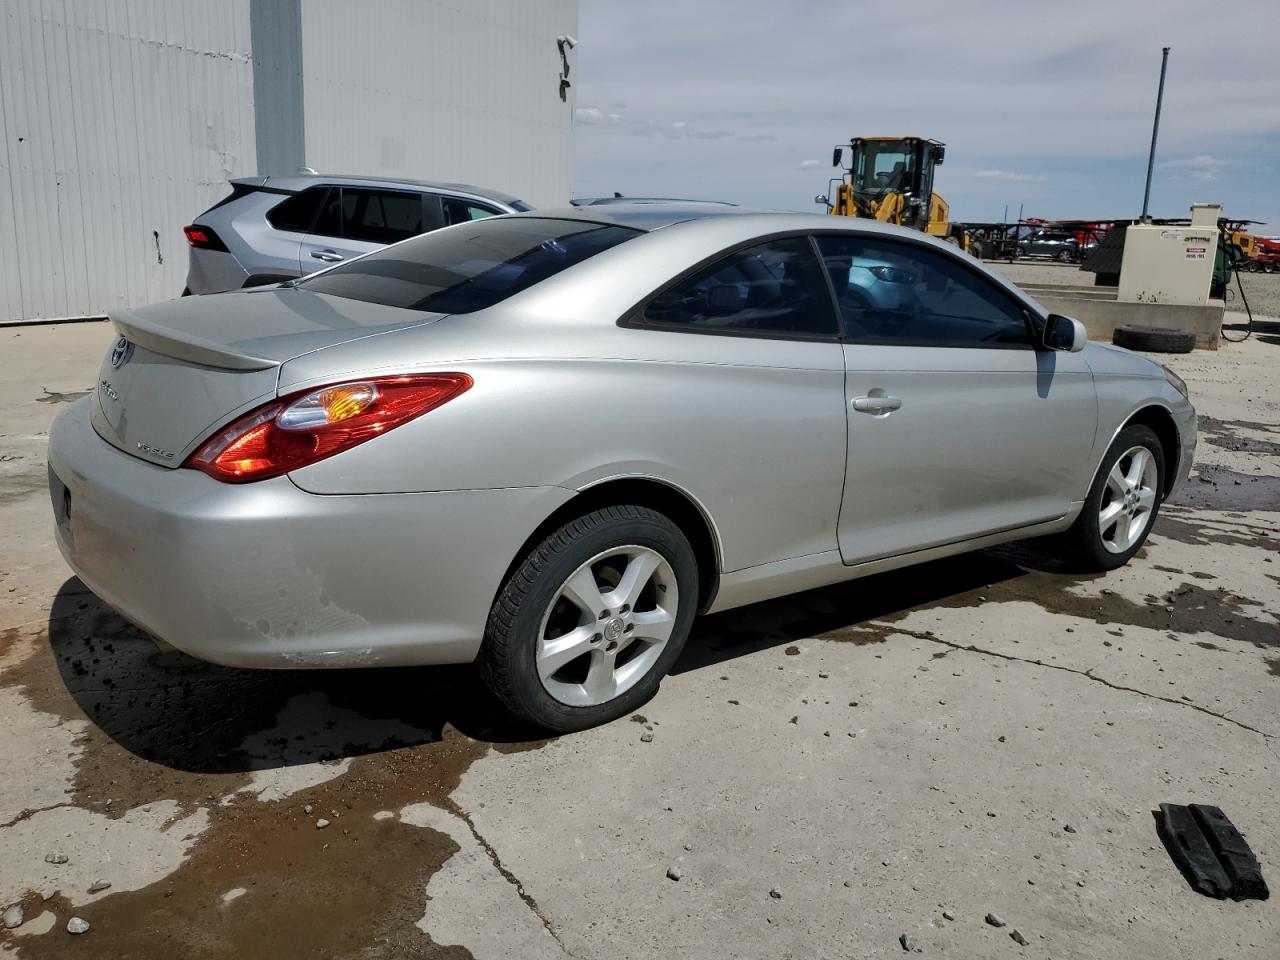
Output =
[
  {"x1": 535, "y1": 545, "x2": 679, "y2": 707},
  {"x1": 1098, "y1": 445, "x2": 1158, "y2": 554}
]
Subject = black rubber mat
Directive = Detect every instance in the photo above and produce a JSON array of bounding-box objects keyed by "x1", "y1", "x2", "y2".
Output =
[{"x1": 1156, "y1": 803, "x2": 1270, "y2": 901}]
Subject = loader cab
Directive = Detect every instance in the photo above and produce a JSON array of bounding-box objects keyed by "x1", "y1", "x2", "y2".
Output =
[{"x1": 832, "y1": 137, "x2": 946, "y2": 231}]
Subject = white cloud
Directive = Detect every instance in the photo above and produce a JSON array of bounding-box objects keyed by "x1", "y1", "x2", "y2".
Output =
[
  {"x1": 575, "y1": 106, "x2": 621, "y2": 125},
  {"x1": 975, "y1": 169, "x2": 1044, "y2": 182},
  {"x1": 1162, "y1": 155, "x2": 1223, "y2": 182},
  {"x1": 799, "y1": 159, "x2": 820, "y2": 168},
  {"x1": 1163, "y1": 154, "x2": 1221, "y2": 170}
]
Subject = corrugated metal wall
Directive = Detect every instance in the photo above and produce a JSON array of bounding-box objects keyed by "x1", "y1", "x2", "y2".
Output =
[
  {"x1": 299, "y1": 0, "x2": 576, "y2": 209},
  {"x1": 0, "y1": 0, "x2": 257, "y2": 321},
  {"x1": 0, "y1": 0, "x2": 577, "y2": 322}
]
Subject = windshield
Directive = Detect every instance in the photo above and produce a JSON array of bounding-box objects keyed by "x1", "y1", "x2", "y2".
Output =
[
  {"x1": 297, "y1": 217, "x2": 640, "y2": 313},
  {"x1": 852, "y1": 142, "x2": 914, "y2": 197}
]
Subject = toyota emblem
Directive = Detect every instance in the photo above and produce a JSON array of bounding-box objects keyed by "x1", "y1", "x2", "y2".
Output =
[{"x1": 110, "y1": 337, "x2": 132, "y2": 369}]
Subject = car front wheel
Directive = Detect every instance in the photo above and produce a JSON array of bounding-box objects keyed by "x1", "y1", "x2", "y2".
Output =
[
  {"x1": 478, "y1": 505, "x2": 698, "y2": 732},
  {"x1": 1059, "y1": 424, "x2": 1165, "y2": 571}
]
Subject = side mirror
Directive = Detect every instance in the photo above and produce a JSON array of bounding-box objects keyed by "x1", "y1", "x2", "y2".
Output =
[
  {"x1": 814, "y1": 194, "x2": 829, "y2": 206},
  {"x1": 1042, "y1": 313, "x2": 1087, "y2": 352},
  {"x1": 832, "y1": 146, "x2": 844, "y2": 168}
]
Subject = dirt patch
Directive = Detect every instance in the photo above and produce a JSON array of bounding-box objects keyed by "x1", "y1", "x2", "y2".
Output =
[{"x1": 1265, "y1": 657, "x2": 1280, "y2": 679}]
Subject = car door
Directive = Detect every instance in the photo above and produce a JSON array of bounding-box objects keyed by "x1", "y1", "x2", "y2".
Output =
[
  {"x1": 815, "y1": 233, "x2": 1098, "y2": 565},
  {"x1": 622, "y1": 235, "x2": 848, "y2": 570},
  {"x1": 300, "y1": 187, "x2": 431, "y2": 272}
]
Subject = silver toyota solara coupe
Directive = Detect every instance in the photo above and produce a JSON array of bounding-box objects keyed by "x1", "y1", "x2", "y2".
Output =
[{"x1": 49, "y1": 202, "x2": 1196, "y2": 731}]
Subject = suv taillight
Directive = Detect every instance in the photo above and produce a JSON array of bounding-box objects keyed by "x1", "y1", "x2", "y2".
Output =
[
  {"x1": 184, "y1": 374, "x2": 472, "y2": 483},
  {"x1": 183, "y1": 224, "x2": 228, "y2": 251}
]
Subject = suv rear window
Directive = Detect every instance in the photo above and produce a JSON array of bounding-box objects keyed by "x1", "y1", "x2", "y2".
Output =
[
  {"x1": 267, "y1": 187, "x2": 328, "y2": 233},
  {"x1": 297, "y1": 217, "x2": 640, "y2": 314}
]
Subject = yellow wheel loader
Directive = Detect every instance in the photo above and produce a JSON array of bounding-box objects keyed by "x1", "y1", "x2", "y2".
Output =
[{"x1": 818, "y1": 136, "x2": 970, "y2": 250}]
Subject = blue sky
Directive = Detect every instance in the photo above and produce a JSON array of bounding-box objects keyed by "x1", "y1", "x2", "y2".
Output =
[{"x1": 572, "y1": 1, "x2": 1280, "y2": 231}]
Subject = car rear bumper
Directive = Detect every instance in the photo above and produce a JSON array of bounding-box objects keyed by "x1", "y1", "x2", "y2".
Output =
[{"x1": 48, "y1": 398, "x2": 572, "y2": 669}]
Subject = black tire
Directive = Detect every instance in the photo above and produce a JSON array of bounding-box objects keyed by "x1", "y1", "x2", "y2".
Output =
[
  {"x1": 1016, "y1": 245, "x2": 1028, "y2": 259},
  {"x1": 1058, "y1": 424, "x2": 1165, "y2": 571},
  {"x1": 1112, "y1": 325, "x2": 1195, "y2": 354},
  {"x1": 968, "y1": 240, "x2": 984, "y2": 259},
  {"x1": 1056, "y1": 248, "x2": 1074, "y2": 263},
  {"x1": 477, "y1": 505, "x2": 698, "y2": 732}
]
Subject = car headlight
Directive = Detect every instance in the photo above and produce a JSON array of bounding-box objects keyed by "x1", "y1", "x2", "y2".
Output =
[{"x1": 1163, "y1": 365, "x2": 1189, "y2": 399}]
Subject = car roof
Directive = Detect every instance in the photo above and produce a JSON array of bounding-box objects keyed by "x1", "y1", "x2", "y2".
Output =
[
  {"x1": 235, "y1": 174, "x2": 525, "y2": 206},
  {"x1": 528, "y1": 200, "x2": 781, "y2": 231},
  {"x1": 503, "y1": 203, "x2": 1048, "y2": 318},
  {"x1": 519, "y1": 200, "x2": 955, "y2": 239}
]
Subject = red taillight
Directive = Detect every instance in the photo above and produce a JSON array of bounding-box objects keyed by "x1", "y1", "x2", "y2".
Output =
[
  {"x1": 183, "y1": 224, "x2": 228, "y2": 251},
  {"x1": 184, "y1": 374, "x2": 472, "y2": 483}
]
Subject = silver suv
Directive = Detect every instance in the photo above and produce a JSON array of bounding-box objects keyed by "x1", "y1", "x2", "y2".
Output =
[{"x1": 182, "y1": 174, "x2": 531, "y2": 295}]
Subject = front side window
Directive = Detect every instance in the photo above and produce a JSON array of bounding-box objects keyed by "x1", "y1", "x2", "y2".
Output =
[
  {"x1": 639, "y1": 237, "x2": 838, "y2": 338},
  {"x1": 298, "y1": 217, "x2": 640, "y2": 313},
  {"x1": 816, "y1": 235, "x2": 1032, "y2": 347}
]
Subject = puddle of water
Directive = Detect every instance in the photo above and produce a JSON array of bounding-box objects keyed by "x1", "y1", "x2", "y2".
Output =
[
  {"x1": 1171, "y1": 466, "x2": 1280, "y2": 511},
  {"x1": 680, "y1": 518, "x2": 1279, "y2": 675},
  {"x1": 1198, "y1": 415, "x2": 1280, "y2": 457},
  {"x1": 1, "y1": 583, "x2": 550, "y2": 957}
]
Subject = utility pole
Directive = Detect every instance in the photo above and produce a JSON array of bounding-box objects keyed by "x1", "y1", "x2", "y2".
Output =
[{"x1": 1141, "y1": 47, "x2": 1171, "y2": 223}]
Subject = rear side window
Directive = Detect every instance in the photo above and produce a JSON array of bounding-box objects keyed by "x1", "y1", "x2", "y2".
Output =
[
  {"x1": 442, "y1": 197, "x2": 501, "y2": 225},
  {"x1": 298, "y1": 217, "x2": 640, "y2": 313},
  {"x1": 267, "y1": 187, "x2": 328, "y2": 233},
  {"x1": 638, "y1": 237, "x2": 838, "y2": 338},
  {"x1": 305, "y1": 188, "x2": 426, "y2": 243},
  {"x1": 816, "y1": 235, "x2": 1031, "y2": 347},
  {"x1": 340, "y1": 189, "x2": 425, "y2": 243}
]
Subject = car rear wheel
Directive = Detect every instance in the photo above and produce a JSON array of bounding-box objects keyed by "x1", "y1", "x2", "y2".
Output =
[
  {"x1": 1058, "y1": 424, "x2": 1165, "y2": 571},
  {"x1": 1056, "y1": 249, "x2": 1073, "y2": 263},
  {"x1": 478, "y1": 505, "x2": 698, "y2": 732}
]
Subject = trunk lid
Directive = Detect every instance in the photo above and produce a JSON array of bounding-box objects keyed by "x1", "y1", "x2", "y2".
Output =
[{"x1": 91, "y1": 287, "x2": 445, "y2": 467}]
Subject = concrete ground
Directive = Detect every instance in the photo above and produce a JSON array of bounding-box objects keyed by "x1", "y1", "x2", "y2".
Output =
[{"x1": 0, "y1": 313, "x2": 1277, "y2": 959}]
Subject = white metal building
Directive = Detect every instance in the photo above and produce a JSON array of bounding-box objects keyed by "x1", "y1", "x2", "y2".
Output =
[{"x1": 0, "y1": 0, "x2": 578, "y2": 322}]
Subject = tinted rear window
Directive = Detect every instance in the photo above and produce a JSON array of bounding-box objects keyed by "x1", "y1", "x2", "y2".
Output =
[{"x1": 297, "y1": 217, "x2": 640, "y2": 313}]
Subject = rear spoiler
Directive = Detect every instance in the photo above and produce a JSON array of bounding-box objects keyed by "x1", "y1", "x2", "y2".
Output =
[{"x1": 112, "y1": 311, "x2": 278, "y2": 372}]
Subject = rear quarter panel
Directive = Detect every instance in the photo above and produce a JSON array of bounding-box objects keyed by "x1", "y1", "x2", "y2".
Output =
[{"x1": 284, "y1": 322, "x2": 848, "y2": 574}]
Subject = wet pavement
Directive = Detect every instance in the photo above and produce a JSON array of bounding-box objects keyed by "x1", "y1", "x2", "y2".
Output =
[{"x1": 0, "y1": 321, "x2": 1276, "y2": 959}]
